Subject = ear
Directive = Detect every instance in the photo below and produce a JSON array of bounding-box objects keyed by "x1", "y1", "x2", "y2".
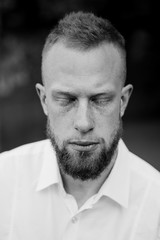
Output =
[
  {"x1": 120, "y1": 84, "x2": 133, "y2": 117},
  {"x1": 35, "y1": 83, "x2": 48, "y2": 116}
]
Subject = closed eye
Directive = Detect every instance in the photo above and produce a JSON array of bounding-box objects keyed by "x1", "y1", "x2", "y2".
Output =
[
  {"x1": 52, "y1": 91, "x2": 77, "y2": 106},
  {"x1": 55, "y1": 96, "x2": 77, "y2": 106},
  {"x1": 90, "y1": 95, "x2": 113, "y2": 106}
]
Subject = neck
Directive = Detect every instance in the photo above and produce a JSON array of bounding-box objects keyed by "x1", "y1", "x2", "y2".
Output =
[{"x1": 61, "y1": 149, "x2": 118, "y2": 209}]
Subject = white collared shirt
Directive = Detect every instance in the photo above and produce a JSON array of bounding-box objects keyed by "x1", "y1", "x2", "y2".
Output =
[{"x1": 0, "y1": 139, "x2": 160, "y2": 240}]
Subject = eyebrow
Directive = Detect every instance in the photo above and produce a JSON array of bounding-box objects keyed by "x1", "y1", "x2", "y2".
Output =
[
  {"x1": 90, "y1": 92, "x2": 115, "y2": 98},
  {"x1": 52, "y1": 91, "x2": 76, "y2": 98},
  {"x1": 51, "y1": 90, "x2": 115, "y2": 98}
]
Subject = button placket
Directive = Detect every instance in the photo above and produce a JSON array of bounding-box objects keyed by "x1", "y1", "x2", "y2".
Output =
[
  {"x1": 72, "y1": 216, "x2": 78, "y2": 224},
  {"x1": 62, "y1": 214, "x2": 80, "y2": 240}
]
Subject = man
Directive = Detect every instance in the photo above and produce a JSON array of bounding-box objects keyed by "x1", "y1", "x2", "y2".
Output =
[{"x1": 0, "y1": 12, "x2": 160, "y2": 240}]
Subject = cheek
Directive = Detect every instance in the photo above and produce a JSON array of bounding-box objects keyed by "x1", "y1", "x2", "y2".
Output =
[
  {"x1": 95, "y1": 104, "x2": 120, "y2": 135},
  {"x1": 47, "y1": 106, "x2": 73, "y2": 137}
]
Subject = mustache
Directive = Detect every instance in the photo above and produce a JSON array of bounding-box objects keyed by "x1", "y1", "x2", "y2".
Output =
[{"x1": 46, "y1": 122, "x2": 105, "y2": 145}]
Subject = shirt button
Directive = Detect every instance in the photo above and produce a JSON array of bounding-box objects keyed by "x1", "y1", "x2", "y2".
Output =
[{"x1": 72, "y1": 216, "x2": 77, "y2": 223}]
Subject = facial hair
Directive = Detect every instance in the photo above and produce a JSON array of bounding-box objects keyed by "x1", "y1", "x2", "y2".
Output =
[{"x1": 46, "y1": 119, "x2": 123, "y2": 181}]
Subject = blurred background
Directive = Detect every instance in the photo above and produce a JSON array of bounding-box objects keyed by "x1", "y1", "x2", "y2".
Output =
[{"x1": 0, "y1": 0, "x2": 159, "y2": 170}]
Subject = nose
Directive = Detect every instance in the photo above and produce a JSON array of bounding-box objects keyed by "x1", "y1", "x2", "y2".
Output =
[{"x1": 74, "y1": 99, "x2": 94, "y2": 133}]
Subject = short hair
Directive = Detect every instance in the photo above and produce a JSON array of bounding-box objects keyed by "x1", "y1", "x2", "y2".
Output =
[{"x1": 42, "y1": 11, "x2": 126, "y2": 83}]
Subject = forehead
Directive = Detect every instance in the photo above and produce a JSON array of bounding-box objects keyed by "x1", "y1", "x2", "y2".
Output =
[{"x1": 42, "y1": 42, "x2": 124, "y2": 93}]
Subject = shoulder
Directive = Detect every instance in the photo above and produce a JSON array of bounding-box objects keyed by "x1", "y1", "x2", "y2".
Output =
[
  {"x1": 119, "y1": 140, "x2": 160, "y2": 183},
  {"x1": 129, "y1": 150, "x2": 160, "y2": 183},
  {"x1": 0, "y1": 139, "x2": 51, "y2": 161},
  {"x1": 120, "y1": 140, "x2": 160, "y2": 204},
  {"x1": 0, "y1": 139, "x2": 53, "y2": 228},
  {"x1": 0, "y1": 139, "x2": 52, "y2": 177},
  {"x1": 119, "y1": 141, "x2": 160, "y2": 220},
  {"x1": 0, "y1": 139, "x2": 55, "y2": 196},
  {"x1": 125, "y1": 144, "x2": 160, "y2": 210}
]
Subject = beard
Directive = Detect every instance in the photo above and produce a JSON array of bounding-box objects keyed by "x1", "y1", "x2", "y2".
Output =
[{"x1": 46, "y1": 119, "x2": 123, "y2": 181}]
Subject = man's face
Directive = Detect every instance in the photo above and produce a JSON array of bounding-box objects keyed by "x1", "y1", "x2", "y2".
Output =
[{"x1": 37, "y1": 42, "x2": 132, "y2": 180}]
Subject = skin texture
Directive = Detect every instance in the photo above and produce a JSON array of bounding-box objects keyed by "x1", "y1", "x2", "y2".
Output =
[{"x1": 36, "y1": 42, "x2": 133, "y2": 207}]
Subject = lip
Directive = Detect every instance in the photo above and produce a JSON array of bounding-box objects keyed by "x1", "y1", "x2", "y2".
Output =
[{"x1": 69, "y1": 141, "x2": 99, "y2": 152}]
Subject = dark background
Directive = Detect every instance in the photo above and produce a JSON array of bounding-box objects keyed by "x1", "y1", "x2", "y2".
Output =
[{"x1": 0, "y1": 0, "x2": 160, "y2": 169}]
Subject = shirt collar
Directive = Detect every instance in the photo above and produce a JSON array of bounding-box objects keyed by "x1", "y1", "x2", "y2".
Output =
[
  {"x1": 99, "y1": 139, "x2": 130, "y2": 208},
  {"x1": 36, "y1": 140, "x2": 60, "y2": 191},
  {"x1": 36, "y1": 139, "x2": 131, "y2": 208}
]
